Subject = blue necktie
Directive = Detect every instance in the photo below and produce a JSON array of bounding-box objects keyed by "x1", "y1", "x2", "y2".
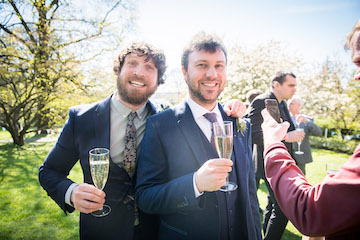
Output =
[{"x1": 203, "y1": 112, "x2": 218, "y2": 150}]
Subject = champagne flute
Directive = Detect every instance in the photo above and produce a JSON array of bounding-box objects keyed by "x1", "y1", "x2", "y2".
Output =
[
  {"x1": 294, "y1": 127, "x2": 304, "y2": 155},
  {"x1": 213, "y1": 121, "x2": 238, "y2": 192},
  {"x1": 89, "y1": 148, "x2": 111, "y2": 217}
]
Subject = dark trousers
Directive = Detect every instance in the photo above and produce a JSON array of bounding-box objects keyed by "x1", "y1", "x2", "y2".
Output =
[
  {"x1": 297, "y1": 163, "x2": 306, "y2": 175},
  {"x1": 263, "y1": 178, "x2": 288, "y2": 240}
]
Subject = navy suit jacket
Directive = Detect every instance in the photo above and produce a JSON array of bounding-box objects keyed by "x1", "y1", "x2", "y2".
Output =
[
  {"x1": 245, "y1": 91, "x2": 296, "y2": 179},
  {"x1": 135, "y1": 101, "x2": 262, "y2": 240},
  {"x1": 39, "y1": 94, "x2": 158, "y2": 240}
]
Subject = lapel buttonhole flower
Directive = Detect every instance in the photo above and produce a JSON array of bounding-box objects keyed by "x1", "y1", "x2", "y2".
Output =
[{"x1": 236, "y1": 118, "x2": 247, "y2": 136}]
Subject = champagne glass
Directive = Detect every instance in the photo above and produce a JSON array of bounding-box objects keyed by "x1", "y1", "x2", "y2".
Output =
[
  {"x1": 89, "y1": 148, "x2": 111, "y2": 217},
  {"x1": 326, "y1": 163, "x2": 342, "y2": 175},
  {"x1": 213, "y1": 121, "x2": 238, "y2": 192},
  {"x1": 295, "y1": 127, "x2": 304, "y2": 155}
]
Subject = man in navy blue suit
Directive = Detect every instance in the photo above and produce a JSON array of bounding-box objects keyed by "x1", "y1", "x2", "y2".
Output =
[
  {"x1": 135, "y1": 33, "x2": 262, "y2": 240},
  {"x1": 39, "y1": 42, "x2": 167, "y2": 240}
]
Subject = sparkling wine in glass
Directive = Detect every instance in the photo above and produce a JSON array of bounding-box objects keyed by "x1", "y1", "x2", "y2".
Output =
[
  {"x1": 295, "y1": 127, "x2": 304, "y2": 155},
  {"x1": 213, "y1": 121, "x2": 238, "y2": 192},
  {"x1": 89, "y1": 148, "x2": 111, "y2": 217}
]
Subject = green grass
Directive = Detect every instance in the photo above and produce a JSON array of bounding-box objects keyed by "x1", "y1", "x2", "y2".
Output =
[
  {"x1": 0, "y1": 134, "x2": 352, "y2": 239},
  {"x1": 0, "y1": 129, "x2": 12, "y2": 141},
  {"x1": 0, "y1": 139, "x2": 82, "y2": 240}
]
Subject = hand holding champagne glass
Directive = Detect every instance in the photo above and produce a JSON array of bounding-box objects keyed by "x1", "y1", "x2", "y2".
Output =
[
  {"x1": 213, "y1": 121, "x2": 238, "y2": 192},
  {"x1": 89, "y1": 148, "x2": 111, "y2": 217}
]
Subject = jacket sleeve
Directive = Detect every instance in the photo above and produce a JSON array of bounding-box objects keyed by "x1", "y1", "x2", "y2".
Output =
[
  {"x1": 264, "y1": 142, "x2": 360, "y2": 236},
  {"x1": 245, "y1": 98, "x2": 265, "y2": 146},
  {"x1": 135, "y1": 117, "x2": 203, "y2": 215},
  {"x1": 38, "y1": 108, "x2": 80, "y2": 214},
  {"x1": 244, "y1": 120, "x2": 262, "y2": 239},
  {"x1": 306, "y1": 118, "x2": 322, "y2": 137}
]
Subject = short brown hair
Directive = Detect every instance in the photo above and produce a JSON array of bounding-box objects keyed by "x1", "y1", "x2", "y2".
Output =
[
  {"x1": 113, "y1": 42, "x2": 167, "y2": 85},
  {"x1": 271, "y1": 71, "x2": 296, "y2": 89},
  {"x1": 181, "y1": 32, "x2": 227, "y2": 71}
]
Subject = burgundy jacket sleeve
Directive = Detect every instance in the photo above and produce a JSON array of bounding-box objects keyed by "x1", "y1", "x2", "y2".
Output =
[{"x1": 264, "y1": 142, "x2": 360, "y2": 237}]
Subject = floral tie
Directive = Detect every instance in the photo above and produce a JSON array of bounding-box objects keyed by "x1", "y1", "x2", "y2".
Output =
[
  {"x1": 203, "y1": 112, "x2": 218, "y2": 150},
  {"x1": 123, "y1": 111, "x2": 137, "y2": 177}
]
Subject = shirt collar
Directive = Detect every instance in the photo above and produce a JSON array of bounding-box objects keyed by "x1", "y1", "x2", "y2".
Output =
[
  {"x1": 111, "y1": 93, "x2": 148, "y2": 120},
  {"x1": 186, "y1": 96, "x2": 222, "y2": 120}
]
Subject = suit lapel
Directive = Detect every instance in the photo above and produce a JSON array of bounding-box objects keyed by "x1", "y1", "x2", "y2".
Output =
[
  {"x1": 176, "y1": 102, "x2": 216, "y2": 166},
  {"x1": 94, "y1": 95, "x2": 111, "y2": 149},
  {"x1": 219, "y1": 104, "x2": 248, "y2": 174}
]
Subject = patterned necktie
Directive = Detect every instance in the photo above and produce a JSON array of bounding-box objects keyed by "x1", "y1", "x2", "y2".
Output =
[
  {"x1": 203, "y1": 112, "x2": 218, "y2": 150},
  {"x1": 123, "y1": 111, "x2": 137, "y2": 177}
]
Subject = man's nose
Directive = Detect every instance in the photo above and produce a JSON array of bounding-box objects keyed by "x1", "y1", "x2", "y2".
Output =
[
  {"x1": 206, "y1": 67, "x2": 217, "y2": 78},
  {"x1": 134, "y1": 65, "x2": 146, "y2": 76}
]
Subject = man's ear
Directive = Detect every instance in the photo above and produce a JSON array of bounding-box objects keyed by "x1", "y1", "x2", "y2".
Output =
[
  {"x1": 274, "y1": 81, "x2": 280, "y2": 88},
  {"x1": 181, "y1": 66, "x2": 188, "y2": 82}
]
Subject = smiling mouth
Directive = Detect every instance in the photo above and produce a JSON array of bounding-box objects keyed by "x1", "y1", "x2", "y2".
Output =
[
  {"x1": 202, "y1": 83, "x2": 217, "y2": 87},
  {"x1": 130, "y1": 81, "x2": 145, "y2": 87}
]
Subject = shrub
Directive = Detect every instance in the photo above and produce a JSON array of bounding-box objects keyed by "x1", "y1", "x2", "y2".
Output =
[{"x1": 310, "y1": 136, "x2": 359, "y2": 154}]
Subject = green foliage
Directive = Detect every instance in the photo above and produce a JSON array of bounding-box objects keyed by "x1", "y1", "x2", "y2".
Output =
[
  {"x1": 310, "y1": 136, "x2": 359, "y2": 154},
  {"x1": 0, "y1": 0, "x2": 133, "y2": 146},
  {"x1": 314, "y1": 116, "x2": 339, "y2": 131}
]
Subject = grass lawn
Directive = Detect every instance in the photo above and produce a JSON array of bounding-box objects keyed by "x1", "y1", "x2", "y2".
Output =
[{"x1": 0, "y1": 132, "x2": 353, "y2": 239}]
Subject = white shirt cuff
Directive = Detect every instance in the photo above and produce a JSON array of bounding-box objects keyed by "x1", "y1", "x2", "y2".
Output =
[
  {"x1": 65, "y1": 183, "x2": 78, "y2": 207},
  {"x1": 193, "y1": 173, "x2": 204, "y2": 198}
]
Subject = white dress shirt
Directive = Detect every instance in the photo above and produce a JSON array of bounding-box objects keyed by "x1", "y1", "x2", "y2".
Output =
[{"x1": 186, "y1": 97, "x2": 223, "y2": 198}]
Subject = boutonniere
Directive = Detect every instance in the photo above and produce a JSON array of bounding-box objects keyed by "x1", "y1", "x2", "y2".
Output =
[{"x1": 236, "y1": 118, "x2": 247, "y2": 136}]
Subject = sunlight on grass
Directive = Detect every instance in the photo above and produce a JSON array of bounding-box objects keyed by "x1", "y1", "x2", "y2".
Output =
[{"x1": 0, "y1": 141, "x2": 82, "y2": 240}]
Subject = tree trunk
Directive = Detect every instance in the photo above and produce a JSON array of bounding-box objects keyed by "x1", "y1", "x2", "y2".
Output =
[{"x1": 8, "y1": 129, "x2": 25, "y2": 146}]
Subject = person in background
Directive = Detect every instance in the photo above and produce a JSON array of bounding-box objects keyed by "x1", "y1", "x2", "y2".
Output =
[
  {"x1": 246, "y1": 89, "x2": 263, "y2": 106},
  {"x1": 245, "y1": 72, "x2": 305, "y2": 240},
  {"x1": 261, "y1": 19, "x2": 360, "y2": 240},
  {"x1": 135, "y1": 33, "x2": 261, "y2": 240},
  {"x1": 288, "y1": 96, "x2": 322, "y2": 175}
]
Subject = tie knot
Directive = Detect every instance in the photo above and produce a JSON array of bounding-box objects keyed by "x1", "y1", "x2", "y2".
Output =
[
  {"x1": 128, "y1": 112, "x2": 137, "y2": 121},
  {"x1": 203, "y1": 112, "x2": 218, "y2": 123}
]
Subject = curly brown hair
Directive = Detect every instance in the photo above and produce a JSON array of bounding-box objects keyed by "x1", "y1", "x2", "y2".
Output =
[
  {"x1": 113, "y1": 42, "x2": 167, "y2": 85},
  {"x1": 345, "y1": 19, "x2": 360, "y2": 50}
]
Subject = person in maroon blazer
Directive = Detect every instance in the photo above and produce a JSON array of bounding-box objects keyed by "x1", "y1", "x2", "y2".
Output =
[{"x1": 261, "y1": 19, "x2": 360, "y2": 240}]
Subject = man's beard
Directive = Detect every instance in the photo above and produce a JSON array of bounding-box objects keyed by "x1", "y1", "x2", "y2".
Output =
[
  {"x1": 187, "y1": 74, "x2": 222, "y2": 104},
  {"x1": 117, "y1": 75, "x2": 157, "y2": 106}
]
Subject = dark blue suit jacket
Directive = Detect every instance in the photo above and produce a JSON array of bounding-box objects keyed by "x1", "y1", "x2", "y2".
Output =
[
  {"x1": 39, "y1": 94, "x2": 158, "y2": 240},
  {"x1": 135, "y1": 101, "x2": 261, "y2": 240}
]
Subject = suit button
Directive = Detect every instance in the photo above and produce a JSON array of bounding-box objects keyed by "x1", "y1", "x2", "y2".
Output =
[{"x1": 229, "y1": 210, "x2": 233, "y2": 214}]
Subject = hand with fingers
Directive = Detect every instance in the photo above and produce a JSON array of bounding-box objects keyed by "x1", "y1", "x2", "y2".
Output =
[
  {"x1": 194, "y1": 158, "x2": 233, "y2": 193},
  {"x1": 223, "y1": 99, "x2": 247, "y2": 118},
  {"x1": 70, "y1": 183, "x2": 106, "y2": 214}
]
